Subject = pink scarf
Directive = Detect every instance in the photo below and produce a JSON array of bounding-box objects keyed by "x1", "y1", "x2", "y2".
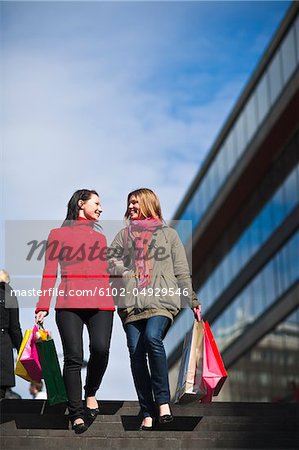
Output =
[{"x1": 126, "y1": 218, "x2": 162, "y2": 288}]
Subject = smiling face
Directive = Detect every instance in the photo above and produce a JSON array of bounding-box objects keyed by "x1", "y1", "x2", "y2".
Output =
[
  {"x1": 125, "y1": 188, "x2": 163, "y2": 222},
  {"x1": 78, "y1": 194, "x2": 102, "y2": 221},
  {"x1": 128, "y1": 195, "x2": 145, "y2": 220}
]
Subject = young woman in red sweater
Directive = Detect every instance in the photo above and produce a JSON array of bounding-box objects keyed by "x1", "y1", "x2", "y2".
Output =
[{"x1": 35, "y1": 189, "x2": 114, "y2": 433}]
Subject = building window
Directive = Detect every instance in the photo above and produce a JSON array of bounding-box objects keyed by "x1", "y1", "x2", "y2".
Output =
[
  {"x1": 281, "y1": 26, "x2": 297, "y2": 84},
  {"x1": 256, "y1": 72, "x2": 270, "y2": 125},
  {"x1": 223, "y1": 308, "x2": 299, "y2": 402},
  {"x1": 267, "y1": 50, "x2": 283, "y2": 107},
  {"x1": 235, "y1": 111, "x2": 248, "y2": 159},
  {"x1": 295, "y1": 15, "x2": 299, "y2": 62},
  {"x1": 198, "y1": 163, "x2": 299, "y2": 312},
  {"x1": 244, "y1": 92, "x2": 258, "y2": 145},
  {"x1": 213, "y1": 229, "x2": 299, "y2": 353}
]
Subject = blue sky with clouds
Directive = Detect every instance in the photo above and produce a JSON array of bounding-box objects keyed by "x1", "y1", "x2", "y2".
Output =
[{"x1": 1, "y1": 0, "x2": 291, "y2": 399}]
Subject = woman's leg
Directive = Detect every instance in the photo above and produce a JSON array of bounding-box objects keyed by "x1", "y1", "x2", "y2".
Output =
[
  {"x1": 0, "y1": 386, "x2": 7, "y2": 399},
  {"x1": 84, "y1": 310, "x2": 114, "y2": 402},
  {"x1": 144, "y1": 316, "x2": 171, "y2": 408},
  {"x1": 55, "y1": 309, "x2": 84, "y2": 421},
  {"x1": 125, "y1": 320, "x2": 156, "y2": 418}
]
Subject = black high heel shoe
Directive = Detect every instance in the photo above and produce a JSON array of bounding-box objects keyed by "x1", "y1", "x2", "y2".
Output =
[
  {"x1": 84, "y1": 396, "x2": 100, "y2": 420},
  {"x1": 85, "y1": 406, "x2": 100, "y2": 420},
  {"x1": 158, "y1": 405, "x2": 173, "y2": 424},
  {"x1": 139, "y1": 417, "x2": 155, "y2": 431},
  {"x1": 71, "y1": 418, "x2": 88, "y2": 434}
]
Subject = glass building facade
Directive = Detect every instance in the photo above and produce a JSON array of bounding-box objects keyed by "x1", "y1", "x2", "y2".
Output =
[
  {"x1": 176, "y1": 11, "x2": 299, "y2": 246},
  {"x1": 165, "y1": 3, "x2": 299, "y2": 402},
  {"x1": 224, "y1": 308, "x2": 299, "y2": 402}
]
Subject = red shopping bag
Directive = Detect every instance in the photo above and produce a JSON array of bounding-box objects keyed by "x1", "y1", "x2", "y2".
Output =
[
  {"x1": 201, "y1": 320, "x2": 228, "y2": 403},
  {"x1": 19, "y1": 324, "x2": 42, "y2": 382}
]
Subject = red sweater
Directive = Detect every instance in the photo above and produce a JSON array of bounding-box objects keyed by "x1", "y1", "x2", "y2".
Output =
[{"x1": 35, "y1": 218, "x2": 115, "y2": 313}]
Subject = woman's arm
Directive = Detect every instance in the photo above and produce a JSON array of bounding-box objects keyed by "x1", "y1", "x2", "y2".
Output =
[
  {"x1": 8, "y1": 291, "x2": 23, "y2": 352},
  {"x1": 35, "y1": 229, "x2": 60, "y2": 316},
  {"x1": 170, "y1": 229, "x2": 201, "y2": 312},
  {"x1": 107, "y1": 230, "x2": 135, "y2": 278}
]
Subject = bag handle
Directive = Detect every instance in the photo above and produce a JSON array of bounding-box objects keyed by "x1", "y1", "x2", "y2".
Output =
[{"x1": 195, "y1": 309, "x2": 202, "y2": 322}]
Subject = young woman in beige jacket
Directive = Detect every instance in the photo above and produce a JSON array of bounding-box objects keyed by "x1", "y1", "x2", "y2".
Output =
[{"x1": 108, "y1": 188, "x2": 201, "y2": 430}]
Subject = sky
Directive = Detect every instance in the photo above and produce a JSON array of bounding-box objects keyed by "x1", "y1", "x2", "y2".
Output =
[{"x1": 0, "y1": 0, "x2": 291, "y2": 399}]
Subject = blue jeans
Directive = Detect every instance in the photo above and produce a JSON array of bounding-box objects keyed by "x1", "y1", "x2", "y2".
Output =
[{"x1": 125, "y1": 315, "x2": 171, "y2": 418}]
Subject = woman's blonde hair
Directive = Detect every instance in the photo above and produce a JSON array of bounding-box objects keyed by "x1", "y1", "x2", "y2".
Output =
[
  {"x1": 0, "y1": 269, "x2": 10, "y2": 283},
  {"x1": 125, "y1": 188, "x2": 163, "y2": 221}
]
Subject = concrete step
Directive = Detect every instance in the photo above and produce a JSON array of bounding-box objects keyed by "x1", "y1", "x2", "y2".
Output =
[
  {"x1": 1, "y1": 426, "x2": 298, "y2": 438},
  {"x1": 2, "y1": 399, "x2": 298, "y2": 416},
  {"x1": 2, "y1": 434, "x2": 298, "y2": 449},
  {"x1": 1, "y1": 399, "x2": 298, "y2": 449},
  {"x1": 1, "y1": 414, "x2": 298, "y2": 432}
]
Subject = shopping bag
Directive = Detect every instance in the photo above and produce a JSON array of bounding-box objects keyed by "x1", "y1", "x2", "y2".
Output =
[
  {"x1": 15, "y1": 330, "x2": 35, "y2": 382},
  {"x1": 19, "y1": 325, "x2": 42, "y2": 382},
  {"x1": 36, "y1": 337, "x2": 67, "y2": 405},
  {"x1": 200, "y1": 321, "x2": 228, "y2": 403},
  {"x1": 174, "y1": 315, "x2": 207, "y2": 403}
]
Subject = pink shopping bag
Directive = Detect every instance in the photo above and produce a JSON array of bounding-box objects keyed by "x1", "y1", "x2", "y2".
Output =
[
  {"x1": 200, "y1": 321, "x2": 228, "y2": 403},
  {"x1": 20, "y1": 324, "x2": 42, "y2": 382}
]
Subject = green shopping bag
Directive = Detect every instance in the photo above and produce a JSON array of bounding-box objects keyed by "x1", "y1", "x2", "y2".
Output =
[{"x1": 36, "y1": 337, "x2": 67, "y2": 405}]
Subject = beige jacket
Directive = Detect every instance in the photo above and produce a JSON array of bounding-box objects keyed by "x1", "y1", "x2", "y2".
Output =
[{"x1": 107, "y1": 225, "x2": 200, "y2": 325}]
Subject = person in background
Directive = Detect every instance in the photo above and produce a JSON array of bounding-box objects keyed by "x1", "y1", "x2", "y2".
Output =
[
  {"x1": 4, "y1": 388, "x2": 21, "y2": 399},
  {"x1": 35, "y1": 189, "x2": 115, "y2": 434},
  {"x1": 108, "y1": 188, "x2": 201, "y2": 430},
  {"x1": 29, "y1": 381, "x2": 47, "y2": 399},
  {"x1": 0, "y1": 269, "x2": 23, "y2": 399}
]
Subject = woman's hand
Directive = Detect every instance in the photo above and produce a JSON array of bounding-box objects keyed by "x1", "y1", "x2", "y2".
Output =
[
  {"x1": 35, "y1": 311, "x2": 48, "y2": 324},
  {"x1": 109, "y1": 257, "x2": 124, "y2": 268},
  {"x1": 193, "y1": 305, "x2": 202, "y2": 321},
  {"x1": 109, "y1": 257, "x2": 127, "y2": 276}
]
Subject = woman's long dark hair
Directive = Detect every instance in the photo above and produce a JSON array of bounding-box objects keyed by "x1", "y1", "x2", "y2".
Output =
[{"x1": 62, "y1": 189, "x2": 99, "y2": 227}]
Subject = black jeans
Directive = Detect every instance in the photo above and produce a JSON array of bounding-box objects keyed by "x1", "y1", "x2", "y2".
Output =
[
  {"x1": 0, "y1": 386, "x2": 7, "y2": 399},
  {"x1": 56, "y1": 309, "x2": 113, "y2": 420}
]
